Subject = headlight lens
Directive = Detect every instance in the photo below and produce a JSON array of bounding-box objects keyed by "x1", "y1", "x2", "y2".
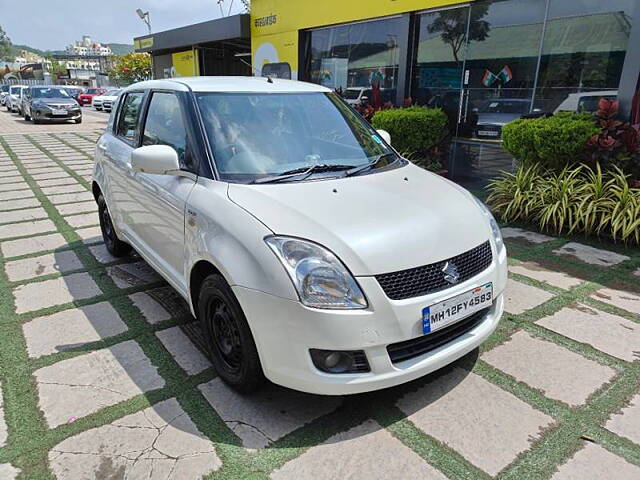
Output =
[
  {"x1": 265, "y1": 236, "x2": 367, "y2": 309},
  {"x1": 473, "y1": 196, "x2": 504, "y2": 253}
]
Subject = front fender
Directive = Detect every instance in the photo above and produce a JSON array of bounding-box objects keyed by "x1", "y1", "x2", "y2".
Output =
[{"x1": 184, "y1": 177, "x2": 297, "y2": 314}]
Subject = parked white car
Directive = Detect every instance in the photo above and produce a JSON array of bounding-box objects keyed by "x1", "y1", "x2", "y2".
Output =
[
  {"x1": 6, "y1": 85, "x2": 27, "y2": 113},
  {"x1": 554, "y1": 90, "x2": 617, "y2": 114},
  {"x1": 99, "y1": 89, "x2": 122, "y2": 113},
  {"x1": 93, "y1": 77, "x2": 507, "y2": 395}
]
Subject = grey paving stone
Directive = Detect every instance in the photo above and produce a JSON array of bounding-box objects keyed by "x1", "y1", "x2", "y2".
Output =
[
  {"x1": 509, "y1": 261, "x2": 584, "y2": 290},
  {"x1": 128, "y1": 291, "x2": 172, "y2": 324},
  {"x1": 0, "y1": 174, "x2": 24, "y2": 185},
  {"x1": 88, "y1": 244, "x2": 120, "y2": 264},
  {"x1": 107, "y1": 261, "x2": 163, "y2": 288},
  {"x1": 553, "y1": 242, "x2": 629, "y2": 267},
  {"x1": 13, "y1": 272, "x2": 102, "y2": 314},
  {"x1": 605, "y1": 393, "x2": 640, "y2": 445},
  {"x1": 30, "y1": 172, "x2": 69, "y2": 181},
  {"x1": 23, "y1": 302, "x2": 127, "y2": 358},
  {"x1": 5, "y1": 250, "x2": 83, "y2": 282},
  {"x1": 590, "y1": 287, "x2": 640, "y2": 315},
  {"x1": 0, "y1": 381, "x2": 6, "y2": 448},
  {"x1": 56, "y1": 201, "x2": 97, "y2": 216},
  {"x1": 35, "y1": 176, "x2": 79, "y2": 188},
  {"x1": 504, "y1": 278, "x2": 555, "y2": 314},
  {"x1": 34, "y1": 340, "x2": 165, "y2": 428},
  {"x1": 64, "y1": 212, "x2": 99, "y2": 228},
  {"x1": 482, "y1": 331, "x2": 616, "y2": 406},
  {"x1": 397, "y1": 368, "x2": 554, "y2": 476},
  {"x1": 40, "y1": 183, "x2": 87, "y2": 195},
  {"x1": 0, "y1": 206, "x2": 48, "y2": 224},
  {"x1": 0, "y1": 189, "x2": 34, "y2": 201},
  {"x1": 0, "y1": 219, "x2": 56, "y2": 240},
  {"x1": 0, "y1": 182, "x2": 29, "y2": 192},
  {"x1": 0, "y1": 464, "x2": 20, "y2": 479},
  {"x1": 271, "y1": 420, "x2": 447, "y2": 480},
  {"x1": 199, "y1": 378, "x2": 342, "y2": 449},
  {"x1": 551, "y1": 442, "x2": 640, "y2": 480},
  {"x1": 49, "y1": 398, "x2": 220, "y2": 479},
  {"x1": 0, "y1": 197, "x2": 41, "y2": 211},
  {"x1": 48, "y1": 191, "x2": 94, "y2": 205},
  {"x1": 156, "y1": 327, "x2": 211, "y2": 375},
  {"x1": 75, "y1": 226, "x2": 103, "y2": 244},
  {"x1": 0, "y1": 232, "x2": 67, "y2": 258},
  {"x1": 537, "y1": 304, "x2": 640, "y2": 362}
]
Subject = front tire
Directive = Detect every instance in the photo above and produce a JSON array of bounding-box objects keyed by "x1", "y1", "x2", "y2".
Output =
[
  {"x1": 97, "y1": 194, "x2": 131, "y2": 257},
  {"x1": 75, "y1": 117, "x2": 82, "y2": 124},
  {"x1": 198, "y1": 274, "x2": 265, "y2": 393},
  {"x1": 24, "y1": 111, "x2": 31, "y2": 122}
]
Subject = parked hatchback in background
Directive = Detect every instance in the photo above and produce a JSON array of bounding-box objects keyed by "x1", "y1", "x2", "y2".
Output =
[
  {"x1": 93, "y1": 77, "x2": 507, "y2": 395},
  {"x1": 554, "y1": 90, "x2": 617, "y2": 114},
  {"x1": 78, "y1": 87, "x2": 106, "y2": 106},
  {"x1": 22, "y1": 86, "x2": 82, "y2": 124},
  {"x1": 474, "y1": 98, "x2": 532, "y2": 139},
  {"x1": 0, "y1": 85, "x2": 9, "y2": 106},
  {"x1": 6, "y1": 85, "x2": 28, "y2": 113},
  {"x1": 98, "y1": 88, "x2": 121, "y2": 112}
]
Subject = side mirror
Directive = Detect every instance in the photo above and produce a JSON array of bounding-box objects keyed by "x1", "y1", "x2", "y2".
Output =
[
  {"x1": 377, "y1": 129, "x2": 391, "y2": 145},
  {"x1": 532, "y1": 108, "x2": 543, "y2": 113},
  {"x1": 131, "y1": 145, "x2": 180, "y2": 175},
  {"x1": 361, "y1": 96, "x2": 369, "y2": 101}
]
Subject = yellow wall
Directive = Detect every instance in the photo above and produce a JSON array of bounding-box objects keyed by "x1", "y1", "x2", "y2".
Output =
[
  {"x1": 171, "y1": 49, "x2": 200, "y2": 77},
  {"x1": 250, "y1": 0, "x2": 465, "y2": 78}
]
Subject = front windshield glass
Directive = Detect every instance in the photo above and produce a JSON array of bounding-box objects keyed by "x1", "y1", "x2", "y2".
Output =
[
  {"x1": 343, "y1": 89, "x2": 362, "y2": 100},
  {"x1": 86, "y1": 89, "x2": 100, "y2": 94},
  {"x1": 9, "y1": 86, "x2": 21, "y2": 95},
  {"x1": 196, "y1": 92, "x2": 397, "y2": 183},
  {"x1": 478, "y1": 100, "x2": 530, "y2": 114},
  {"x1": 32, "y1": 88, "x2": 71, "y2": 99},
  {"x1": 106, "y1": 89, "x2": 120, "y2": 96}
]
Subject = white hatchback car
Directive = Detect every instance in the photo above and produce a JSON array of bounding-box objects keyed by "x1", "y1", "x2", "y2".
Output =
[{"x1": 94, "y1": 77, "x2": 507, "y2": 395}]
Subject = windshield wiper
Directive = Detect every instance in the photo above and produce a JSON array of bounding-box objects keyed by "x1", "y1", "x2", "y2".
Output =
[
  {"x1": 345, "y1": 152, "x2": 399, "y2": 177},
  {"x1": 252, "y1": 164, "x2": 355, "y2": 184}
]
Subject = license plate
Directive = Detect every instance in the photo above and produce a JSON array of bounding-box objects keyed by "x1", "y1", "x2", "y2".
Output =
[
  {"x1": 478, "y1": 130, "x2": 499, "y2": 136},
  {"x1": 422, "y1": 283, "x2": 493, "y2": 334},
  {"x1": 52, "y1": 110, "x2": 67, "y2": 116}
]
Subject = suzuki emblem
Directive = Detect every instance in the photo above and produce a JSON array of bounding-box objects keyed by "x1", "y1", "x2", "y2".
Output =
[{"x1": 442, "y1": 261, "x2": 460, "y2": 284}]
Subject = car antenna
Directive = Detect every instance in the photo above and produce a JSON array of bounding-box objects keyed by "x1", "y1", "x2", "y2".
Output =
[{"x1": 234, "y1": 52, "x2": 273, "y2": 83}]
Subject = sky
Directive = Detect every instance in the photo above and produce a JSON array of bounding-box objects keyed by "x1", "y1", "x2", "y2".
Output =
[{"x1": 0, "y1": 0, "x2": 246, "y2": 51}]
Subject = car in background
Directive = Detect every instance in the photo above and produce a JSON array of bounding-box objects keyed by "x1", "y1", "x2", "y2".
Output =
[
  {"x1": 78, "y1": 88, "x2": 106, "y2": 107},
  {"x1": 60, "y1": 86, "x2": 84, "y2": 102},
  {"x1": 21, "y1": 86, "x2": 82, "y2": 124},
  {"x1": 473, "y1": 98, "x2": 532, "y2": 139},
  {"x1": 100, "y1": 89, "x2": 122, "y2": 113},
  {"x1": 343, "y1": 87, "x2": 373, "y2": 106},
  {"x1": 93, "y1": 88, "x2": 120, "y2": 111},
  {"x1": 554, "y1": 90, "x2": 617, "y2": 114},
  {"x1": 0, "y1": 85, "x2": 9, "y2": 106},
  {"x1": 6, "y1": 85, "x2": 28, "y2": 113}
]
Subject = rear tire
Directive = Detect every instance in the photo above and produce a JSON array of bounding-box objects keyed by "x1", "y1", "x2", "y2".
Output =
[
  {"x1": 24, "y1": 111, "x2": 31, "y2": 122},
  {"x1": 97, "y1": 194, "x2": 131, "y2": 257},
  {"x1": 198, "y1": 274, "x2": 265, "y2": 393}
]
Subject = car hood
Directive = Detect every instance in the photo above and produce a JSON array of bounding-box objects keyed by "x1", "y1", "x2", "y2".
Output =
[
  {"x1": 101, "y1": 95, "x2": 118, "y2": 101},
  {"x1": 227, "y1": 163, "x2": 491, "y2": 276},
  {"x1": 37, "y1": 98, "x2": 78, "y2": 105},
  {"x1": 476, "y1": 112, "x2": 523, "y2": 126}
]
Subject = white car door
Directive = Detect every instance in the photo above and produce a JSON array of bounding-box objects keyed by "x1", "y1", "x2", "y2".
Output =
[{"x1": 127, "y1": 90, "x2": 197, "y2": 292}]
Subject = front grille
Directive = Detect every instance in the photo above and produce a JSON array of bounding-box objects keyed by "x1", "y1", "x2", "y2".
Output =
[
  {"x1": 387, "y1": 308, "x2": 489, "y2": 364},
  {"x1": 376, "y1": 241, "x2": 493, "y2": 300}
]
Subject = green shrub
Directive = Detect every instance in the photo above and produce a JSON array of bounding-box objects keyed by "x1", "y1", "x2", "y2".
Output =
[
  {"x1": 487, "y1": 163, "x2": 640, "y2": 244},
  {"x1": 502, "y1": 113, "x2": 599, "y2": 171},
  {"x1": 371, "y1": 106, "x2": 448, "y2": 158}
]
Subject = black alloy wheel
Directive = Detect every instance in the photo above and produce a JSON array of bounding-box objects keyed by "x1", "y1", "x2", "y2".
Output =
[
  {"x1": 198, "y1": 274, "x2": 265, "y2": 393},
  {"x1": 97, "y1": 194, "x2": 131, "y2": 257}
]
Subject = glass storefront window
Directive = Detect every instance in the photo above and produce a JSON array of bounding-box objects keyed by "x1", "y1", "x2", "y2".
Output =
[
  {"x1": 308, "y1": 16, "x2": 403, "y2": 105},
  {"x1": 535, "y1": 0, "x2": 637, "y2": 113}
]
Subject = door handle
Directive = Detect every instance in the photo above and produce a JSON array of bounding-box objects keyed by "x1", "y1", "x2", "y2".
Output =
[
  {"x1": 187, "y1": 209, "x2": 197, "y2": 227},
  {"x1": 97, "y1": 144, "x2": 107, "y2": 151}
]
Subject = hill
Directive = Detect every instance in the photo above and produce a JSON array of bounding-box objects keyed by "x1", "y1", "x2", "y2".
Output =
[
  {"x1": 107, "y1": 43, "x2": 134, "y2": 55},
  {"x1": 5, "y1": 42, "x2": 134, "y2": 59}
]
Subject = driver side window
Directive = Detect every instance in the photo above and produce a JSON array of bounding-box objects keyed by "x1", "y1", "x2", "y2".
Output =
[{"x1": 116, "y1": 92, "x2": 144, "y2": 144}]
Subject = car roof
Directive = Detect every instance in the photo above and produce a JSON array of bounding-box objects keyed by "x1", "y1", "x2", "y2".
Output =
[
  {"x1": 567, "y1": 90, "x2": 617, "y2": 98},
  {"x1": 124, "y1": 76, "x2": 333, "y2": 94}
]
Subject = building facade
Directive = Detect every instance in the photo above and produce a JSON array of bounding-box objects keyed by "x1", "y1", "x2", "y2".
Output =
[
  {"x1": 66, "y1": 36, "x2": 112, "y2": 57},
  {"x1": 251, "y1": 0, "x2": 640, "y2": 187}
]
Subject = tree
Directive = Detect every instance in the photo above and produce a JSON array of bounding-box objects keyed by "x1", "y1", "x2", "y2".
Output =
[
  {"x1": 0, "y1": 25, "x2": 13, "y2": 61},
  {"x1": 108, "y1": 53, "x2": 152, "y2": 85},
  {"x1": 428, "y1": 6, "x2": 490, "y2": 62}
]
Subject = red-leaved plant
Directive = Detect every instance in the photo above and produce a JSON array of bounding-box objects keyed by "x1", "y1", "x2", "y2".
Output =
[{"x1": 586, "y1": 98, "x2": 640, "y2": 184}]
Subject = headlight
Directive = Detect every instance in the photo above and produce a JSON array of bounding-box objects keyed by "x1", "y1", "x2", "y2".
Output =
[
  {"x1": 473, "y1": 197, "x2": 504, "y2": 253},
  {"x1": 265, "y1": 236, "x2": 367, "y2": 309}
]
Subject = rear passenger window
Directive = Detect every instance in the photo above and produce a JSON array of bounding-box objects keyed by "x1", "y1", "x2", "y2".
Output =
[
  {"x1": 142, "y1": 92, "x2": 194, "y2": 171},
  {"x1": 116, "y1": 92, "x2": 144, "y2": 143}
]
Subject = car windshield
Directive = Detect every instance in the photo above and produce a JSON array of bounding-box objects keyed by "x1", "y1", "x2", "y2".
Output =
[
  {"x1": 478, "y1": 100, "x2": 530, "y2": 114},
  {"x1": 9, "y1": 87, "x2": 22, "y2": 95},
  {"x1": 106, "y1": 89, "x2": 120, "y2": 96},
  {"x1": 578, "y1": 95, "x2": 616, "y2": 113},
  {"x1": 196, "y1": 92, "x2": 398, "y2": 183},
  {"x1": 32, "y1": 88, "x2": 71, "y2": 99},
  {"x1": 1, "y1": 86, "x2": 9, "y2": 93},
  {"x1": 86, "y1": 89, "x2": 100, "y2": 94}
]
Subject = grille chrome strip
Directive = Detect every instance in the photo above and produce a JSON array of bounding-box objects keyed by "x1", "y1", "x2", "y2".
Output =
[{"x1": 375, "y1": 241, "x2": 493, "y2": 300}]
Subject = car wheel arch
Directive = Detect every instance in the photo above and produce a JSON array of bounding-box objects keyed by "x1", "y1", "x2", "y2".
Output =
[{"x1": 189, "y1": 259, "x2": 226, "y2": 316}]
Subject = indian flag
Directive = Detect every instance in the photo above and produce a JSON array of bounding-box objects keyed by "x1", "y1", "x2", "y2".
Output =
[
  {"x1": 482, "y1": 70, "x2": 498, "y2": 87},
  {"x1": 498, "y1": 65, "x2": 513, "y2": 84}
]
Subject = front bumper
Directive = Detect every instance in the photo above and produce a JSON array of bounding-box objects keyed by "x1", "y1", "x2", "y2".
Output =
[
  {"x1": 233, "y1": 244, "x2": 508, "y2": 395},
  {"x1": 36, "y1": 110, "x2": 82, "y2": 122}
]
